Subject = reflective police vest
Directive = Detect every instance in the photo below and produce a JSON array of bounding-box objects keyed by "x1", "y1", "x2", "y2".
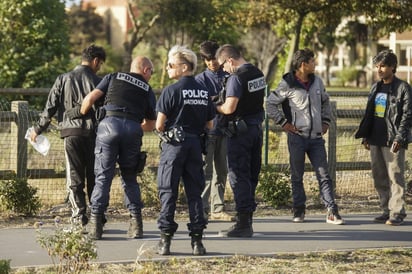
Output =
[
  {"x1": 233, "y1": 65, "x2": 265, "y2": 119},
  {"x1": 105, "y1": 72, "x2": 151, "y2": 119}
]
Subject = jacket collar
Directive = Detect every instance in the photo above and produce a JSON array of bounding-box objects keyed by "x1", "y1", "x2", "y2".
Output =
[{"x1": 283, "y1": 71, "x2": 315, "y2": 89}]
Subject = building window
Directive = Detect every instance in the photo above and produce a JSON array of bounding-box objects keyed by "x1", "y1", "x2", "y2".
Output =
[{"x1": 399, "y1": 49, "x2": 407, "y2": 66}]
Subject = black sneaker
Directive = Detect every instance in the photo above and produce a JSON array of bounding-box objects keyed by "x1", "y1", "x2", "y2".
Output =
[
  {"x1": 373, "y1": 213, "x2": 390, "y2": 223},
  {"x1": 385, "y1": 216, "x2": 404, "y2": 226},
  {"x1": 292, "y1": 208, "x2": 305, "y2": 223},
  {"x1": 326, "y1": 209, "x2": 345, "y2": 225}
]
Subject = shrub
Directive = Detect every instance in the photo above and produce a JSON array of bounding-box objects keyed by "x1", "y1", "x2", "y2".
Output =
[
  {"x1": 0, "y1": 259, "x2": 11, "y2": 274},
  {"x1": 138, "y1": 167, "x2": 160, "y2": 208},
  {"x1": 36, "y1": 225, "x2": 97, "y2": 274},
  {"x1": 336, "y1": 66, "x2": 359, "y2": 87},
  {"x1": 257, "y1": 165, "x2": 291, "y2": 208},
  {"x1": 0, "y1": 176, "x2": 41, "y2": 216}
]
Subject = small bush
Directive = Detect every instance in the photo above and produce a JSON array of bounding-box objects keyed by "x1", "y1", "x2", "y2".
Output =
[
  {"x1": 336, "y1": 66, "x2": 359, "y2": 87},
  {"x1": 0, "y1": 259, "x2": 11, "y2": 274},
  {"x1": 257, "y1": 165, "x2": 291, "y2": 208},
  {"x1": 36, "y1": 225, "x2": 97, "y2": 274},
  {"x1": 138, "y1": 167, "x2": 160, "y2": 207},
  {"x1": 0, "y1": 176, "x2": 41, "y2": 216}
]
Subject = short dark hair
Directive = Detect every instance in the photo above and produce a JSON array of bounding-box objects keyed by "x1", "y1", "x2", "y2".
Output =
[
  {"x1": 292, "y1": 48, "x2": 314, "y2": 70},
  {"x1": 215, "y1": 44, "x2": 241, "y2": 61},
  {"x1": 373, "y1": 49, "x2": 397, "y2": 73},
  {"x1": 82, "y1": 44, "x2": 106, "y2": 62},
  {"x1": 199, "y1": 40, "x2": 219, "y2": 60}
]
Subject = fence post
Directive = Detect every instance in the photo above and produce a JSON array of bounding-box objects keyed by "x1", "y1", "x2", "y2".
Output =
[
  {"x1": 11, "y1": 101, "x2": 29, "y2": 178},
  {"x1": 264, "y1": 85, "x2": 269, "y2": 166},
  {"x1": 328, "y1": 101, "x2": 337, "y2": 191}
]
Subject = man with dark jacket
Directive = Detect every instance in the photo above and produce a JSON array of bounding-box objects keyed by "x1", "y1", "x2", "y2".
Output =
[
  {"x1": 356, "y1": 49, "x2": 412, "y2": 226},
  {"x1": 30, "y1": 45, "x2": 106, "y2": 227}
]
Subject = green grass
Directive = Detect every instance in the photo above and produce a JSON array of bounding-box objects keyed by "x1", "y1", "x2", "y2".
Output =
[
  {"x1": 12, "y1": 248, "x2": 412, "y2": 273},
  {"x1": 327, "y1": 87, "x2": 370, "y2": 92}
]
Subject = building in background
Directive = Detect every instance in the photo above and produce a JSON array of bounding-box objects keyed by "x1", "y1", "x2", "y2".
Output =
[
  {"x1": 379, "y1": 31, "x2": 412, "y2": 83},
  {"x1": 82, "y1": 0, "x2": 130, "y2": 52},
  {"x1": 316, "y1": 29, "x2": 412, "y2": 87}
]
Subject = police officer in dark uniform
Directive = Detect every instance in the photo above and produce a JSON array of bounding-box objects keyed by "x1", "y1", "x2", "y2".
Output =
[
  {"x1": 215, "y1": 44, "x2": 266, "y2": 237},
  {"x1": 80, "y1": 56, "x2": 157, "y2": 240},
  {"x1": 155, "y1": 45, "x2": 215, "y2": 256}
]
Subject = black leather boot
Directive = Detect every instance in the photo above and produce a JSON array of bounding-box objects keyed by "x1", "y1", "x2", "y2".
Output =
[
  {"x1": 157, "y1": 233, "x2": 172, "y2": 255},
  {"x1": 221, "y1": 212, "x2": 253, "y2": 237},
  {"x1": 128, "y1": 211, "x2": 143, "y2": 238},
  {"x1": 190, "y1": 233, "x2": 206, "y2": 256},
  {"x1": 89, "y1": 213, "x2": 104, "y2": 240}
]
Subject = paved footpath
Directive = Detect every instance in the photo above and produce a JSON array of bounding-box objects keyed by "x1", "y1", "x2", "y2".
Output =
[{"x1": 1, "y1": 213, "x2": 412, "y2": 268}]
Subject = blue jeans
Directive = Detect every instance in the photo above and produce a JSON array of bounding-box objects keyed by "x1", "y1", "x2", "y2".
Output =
[{"x1": 287, "y1": 133, "x2": 337, "y2": 211}]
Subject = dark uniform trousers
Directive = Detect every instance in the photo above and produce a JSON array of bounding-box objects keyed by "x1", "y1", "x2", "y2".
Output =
[
  {"x1": 227, "y1": 123, "x2": 263, "y2": 213},
  {"x1": 91, "y1": 116, "x2": 144, "y2": 215},
  {"x1": 157, "y1": 136, "x2": 207, "y2": 234}
]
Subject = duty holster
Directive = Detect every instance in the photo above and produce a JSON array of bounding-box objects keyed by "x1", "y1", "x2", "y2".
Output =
[
  {"x1": 223, "y1": 119, "x2": 248, "y2": 137},
  {"x1": 166, "y1": 126, "x2": 185, "y2": 143},
  {"x1": 200, "y1": 133, "x2": 208, "y2": 155},
  {"x1": 136, "y1": 151, "x2": 147, "y2": 174}
]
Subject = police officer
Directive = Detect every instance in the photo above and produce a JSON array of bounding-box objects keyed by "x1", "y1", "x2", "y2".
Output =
[
  {"x1": 215, "y1": 44, "x2": 266, "y2": 237},
  {"x1": 156, "y1": 45, "x2": 215, "y2": 256},
  {"x1": 80, "y1": 56, "x2": 157, "y2": 240}
]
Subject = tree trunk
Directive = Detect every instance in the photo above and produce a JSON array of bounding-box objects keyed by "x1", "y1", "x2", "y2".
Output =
[{"x1": 284, "y1": 13, "x2": 305, "y2": 73}]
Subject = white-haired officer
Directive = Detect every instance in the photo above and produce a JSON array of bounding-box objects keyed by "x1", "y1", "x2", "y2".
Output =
[{"x1": 155, "y1": 45, "x2": 215, "y2": 256}]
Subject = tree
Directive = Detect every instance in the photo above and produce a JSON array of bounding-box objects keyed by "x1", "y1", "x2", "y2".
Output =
[
  {"x1": 236, "y1": 0, "x2": 288, "y2": 87},
  {"x1": 268, "y1": 0, "x2": 342, "y2": 72},
  {"x1": 0, "y1": 0, "x2": 70, "y2": 88},
  {"x1": 67, "y1": 1, "x2": 106, "y2": 57},
  {"x1": 122, "y1": 0, "x2": 160, "y2": 71},
  {"x1": 66, "y1": 1, "x2": 123, "y2": 75},
  {"x1": 138, "y1": 0, "x2": 240, "y2": 87},
  {"x1": 354, "y1": 0, "x2": 412, "y2": 38}
]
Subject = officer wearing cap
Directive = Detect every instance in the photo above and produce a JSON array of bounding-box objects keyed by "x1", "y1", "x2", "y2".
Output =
[
  {"x1": 155, "y1": 45, "x2": 215, "y2": 256},
  {"x1": 215, "y1": 44, "x2": 266, "y2": 238},
  {"x1": 80, "y1": 56, "x2": 157, "y2": 240}
]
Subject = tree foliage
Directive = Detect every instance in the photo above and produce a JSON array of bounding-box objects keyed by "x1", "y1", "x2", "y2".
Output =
[
  {"x1": 353, "y1": 0, "x2": 412, "y2": 38},
  {"x1": 66, "y1": 1, "x2": 123, "y2": 75},
  {"x1": 136, "y1": 0, "x2": 241, "y2": 87},
  {"x1": 0, "y1": 0, "x2": 70, "y2": 88},
  {"x1": 67, "y1": 2, "x2": 106, "y2": 57}
]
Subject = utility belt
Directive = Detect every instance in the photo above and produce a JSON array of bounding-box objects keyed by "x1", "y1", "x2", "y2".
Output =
[
  {"x1": 221, "y1": 119, "x2": 248, "y2": 138},
  {"x1": 105, "y1": 110, "x2": 141, "y2": 123},
  {"x1": 153, "y1": 126, "x2": 186, "y2": 143},
  {"x1": 154, "y1": 126, "x2": 207, "y2": 154}
]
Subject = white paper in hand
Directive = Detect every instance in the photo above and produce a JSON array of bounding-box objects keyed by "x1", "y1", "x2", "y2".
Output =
[{"x1": 25, "y1": 127, "x2": 50, "y2": 156}]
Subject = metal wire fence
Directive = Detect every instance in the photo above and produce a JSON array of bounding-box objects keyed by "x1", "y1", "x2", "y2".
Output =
[{"x1": 1, "y1": 90, "x2": 410, "y2": 208}]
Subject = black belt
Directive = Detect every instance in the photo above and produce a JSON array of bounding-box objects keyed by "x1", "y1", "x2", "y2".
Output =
[
  {"x1": 106, "y1": 111, "x2": 141, "y2": 122},
  {"x1": 185, "y1": 132, "x2": 200, "y2": 138}
]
